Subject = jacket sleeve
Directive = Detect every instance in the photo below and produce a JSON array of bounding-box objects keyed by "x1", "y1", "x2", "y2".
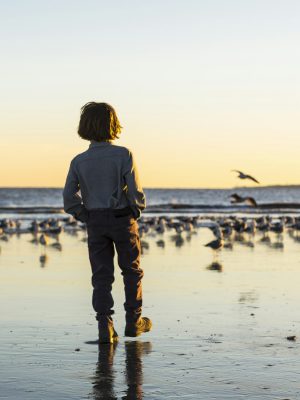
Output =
[
  {"x1": 62, "y1": 160, "x2": 88, "y2": 222},
  {"x1": 123, "y1": 150, "x2": 146, "y2": 219}
]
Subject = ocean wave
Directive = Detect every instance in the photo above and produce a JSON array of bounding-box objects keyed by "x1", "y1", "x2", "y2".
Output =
[{"x1": 1, "y1": 202, "x2": 300, "y2": 215}]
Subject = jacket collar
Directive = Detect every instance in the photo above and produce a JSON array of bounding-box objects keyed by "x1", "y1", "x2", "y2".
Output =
[{"x1": 89, "y1": 140, "x2": 113, "y2": 148}]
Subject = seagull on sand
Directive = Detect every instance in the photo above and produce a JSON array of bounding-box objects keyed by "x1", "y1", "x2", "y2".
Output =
[
  {"x1": 204, "y1": 223, "x2": 224, "y2": 255},
  {"x1": 232, "y1": 170, "x2": 260, "y2": 184},
  {"x1": 39, "y1": 234, "x2": 49, "y2": 255},
  {"x1": 205, "y1": 237, "x2": 224, "y2": 251}
]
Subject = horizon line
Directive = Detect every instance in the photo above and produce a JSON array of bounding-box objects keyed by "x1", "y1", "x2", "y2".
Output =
[{"x1": 1, "y1": 184, "x2": 300, "y2": 190}]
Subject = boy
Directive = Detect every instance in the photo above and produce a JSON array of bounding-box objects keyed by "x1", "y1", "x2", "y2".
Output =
[{"x1": 63, "y1": 102, "x2": 152, "y2": 344}]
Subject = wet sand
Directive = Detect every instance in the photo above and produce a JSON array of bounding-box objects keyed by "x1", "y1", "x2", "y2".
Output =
[{"x1": 0, "y1": 224, "x2": 300, "y2": 399}]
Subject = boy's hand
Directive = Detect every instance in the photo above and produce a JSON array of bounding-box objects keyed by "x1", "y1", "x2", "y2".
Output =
[{"x1": 75, "y1": 207, "x2": 89, "y2": 223}]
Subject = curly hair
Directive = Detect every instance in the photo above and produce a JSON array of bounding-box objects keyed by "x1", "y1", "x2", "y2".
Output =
[{"x1": 78, "y1": 102, "x2": 122, "y2": 142}]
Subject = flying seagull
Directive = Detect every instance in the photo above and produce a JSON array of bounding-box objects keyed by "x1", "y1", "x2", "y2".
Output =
[
  {"x1": 232, "y1": 170, "x2": 260, "y2": 184},
  {"x1": 230, "y1": 193, "x2": 257, "y2": 207}
]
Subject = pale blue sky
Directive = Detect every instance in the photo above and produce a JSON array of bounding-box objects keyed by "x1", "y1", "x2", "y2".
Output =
[{"x1": 1, "y1": 0, "x2": 299, "y2": 187}]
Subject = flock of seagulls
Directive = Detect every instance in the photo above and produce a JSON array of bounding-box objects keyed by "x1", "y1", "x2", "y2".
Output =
[
  {"x1": 1, "y1": 212, "x2": 300, "y2": 267},
  {"x1": 138, "y1": 214, "x2": 300, "y2": 255},
  {"x1": 0, "y1": 169, "x2": 296, "y2": 266},
  {"x1": 0, "y1": 218, "x2": 65, "y2": 266}
]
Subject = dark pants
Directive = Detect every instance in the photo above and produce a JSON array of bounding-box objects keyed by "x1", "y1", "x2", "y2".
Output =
[{"x1": 86, "y1": 207, "x2": 143, "y2": 322}]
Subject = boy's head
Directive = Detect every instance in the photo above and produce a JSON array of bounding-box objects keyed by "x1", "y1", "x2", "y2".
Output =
[{"x1": 78, "y1": 102, "x2": 122, "y2": 142}]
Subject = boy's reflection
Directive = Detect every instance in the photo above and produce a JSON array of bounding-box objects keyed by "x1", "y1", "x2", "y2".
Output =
[
  {"x1": 91, "y1": 342, "x2": 117, "y2": 400},
  {"x1": 91, "y1": 341, "x2": 152, "y2": 400}
]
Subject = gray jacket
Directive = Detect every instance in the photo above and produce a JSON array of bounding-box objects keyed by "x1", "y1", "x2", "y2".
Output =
[{"x1": 63, "y1": 141, "x2": 146, "y2": 221}]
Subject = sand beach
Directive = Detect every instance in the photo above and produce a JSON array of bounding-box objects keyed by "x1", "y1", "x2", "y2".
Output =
[{"x1": 1, "y1": 210, "x2": 300, "y2": 399}]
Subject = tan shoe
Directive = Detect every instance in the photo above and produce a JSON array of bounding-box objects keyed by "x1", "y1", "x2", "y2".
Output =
[
  {"x1": 98, "y1": 316, "x2": 119, "y2": 344},
  {"x1": 125, "y1": 317, "x2": 152, "y2": 337}
]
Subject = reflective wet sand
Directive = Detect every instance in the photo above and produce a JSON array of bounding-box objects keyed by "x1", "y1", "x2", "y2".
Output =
[{"x1": 1, "y1": 226, "x2": 300, "y2": 399}]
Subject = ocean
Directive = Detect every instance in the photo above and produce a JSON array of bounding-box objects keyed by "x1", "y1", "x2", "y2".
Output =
[{"x1": 0, "y1": 186, "x2": 300, "y2": 219}]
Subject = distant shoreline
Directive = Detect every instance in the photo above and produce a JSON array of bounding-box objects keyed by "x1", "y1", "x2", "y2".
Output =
[{"x1": 1, "y1": 185, "x2": 300, "y2": 190}]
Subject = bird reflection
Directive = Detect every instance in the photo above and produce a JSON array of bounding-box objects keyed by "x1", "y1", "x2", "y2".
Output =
[
  {"x1": 223, "y1": 241, "x2": 233, "y2": 250},
  {"x1": 141, "y1": 240, "x2": 150, "y2": 255},
  {"x1": 156, "y1": 239, "x2": 165, "y2": 248},
  {"x1": 235, "y1": 236, "x2": 254, "y2": 248},
  {"x1": 170, "y1": 234, "x2": 184, "y2": 247},
  {"x1": 91, "y1": 341, "x2": 152, "y2": 400},
  {"x1": 239, "y1": 291, "x2": 258, "y2": 304},
  {"x1": 259, "y1": 235, "x2": 271, "y2": 244},
  {"x1": 270, "y1": 241, "x2": 284, "y2": 250},
  {"x1": 288, "y1": 230, "x2": 300, "y2": 243},
  {"x1": 39, "y1": 254, "x2": 48, "y2": 268},
  {"x1": 206, "y1": 261, "x2": 223, "y2": 272}
]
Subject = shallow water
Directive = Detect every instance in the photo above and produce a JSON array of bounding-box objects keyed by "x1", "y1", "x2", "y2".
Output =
[{"x1": 1, "y1": 226, "x2": 300, "y2": 399}]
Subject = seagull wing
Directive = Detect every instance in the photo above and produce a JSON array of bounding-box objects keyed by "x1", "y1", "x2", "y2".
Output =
[
  {"x1": 245, "y1": 174, "x2": 259, "y2": 184},
  {"x1": 245, "y1": 197, "x2": 257, "y2": 207}
]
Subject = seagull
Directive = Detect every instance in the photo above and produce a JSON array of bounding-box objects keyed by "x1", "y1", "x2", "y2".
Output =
[
  {"x1": 205, "y1": 238, "x2": 224, "y2": 251},
  {"x1": 50, "y1": 242, "x2": 63, "y2": 251},
  {"x1": 204, "y1": 223, "x2": 224, "y2": 257},
  {"x1": 232, "y1": 170, "x2": 260, "y2": 184},
  {"x1": 39, "y1": 234, "x2": 49, "y2": 255},
  {"x1": 230, "y1": 193, "x2": 257, "y2": 207},
  {"x1": 39, "y1": 234, "x2": 49, "y2": 246}
]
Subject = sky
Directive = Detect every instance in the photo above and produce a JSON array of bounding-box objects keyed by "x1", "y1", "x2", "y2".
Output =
[{"x1": 0, "y1": 0, "x2": 299, "y2": 188}]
